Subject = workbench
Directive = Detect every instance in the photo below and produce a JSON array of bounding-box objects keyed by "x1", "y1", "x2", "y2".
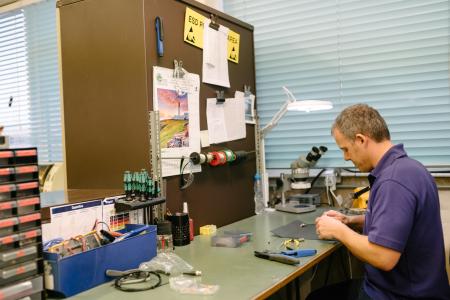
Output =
[{"x1": 52, "y1": 208, "x2": 340, "y2": 299}]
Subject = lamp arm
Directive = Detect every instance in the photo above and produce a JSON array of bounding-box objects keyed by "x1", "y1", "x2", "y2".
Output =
[{"x1": 260, "y1": 86, "x2": 296, "y2": 137}]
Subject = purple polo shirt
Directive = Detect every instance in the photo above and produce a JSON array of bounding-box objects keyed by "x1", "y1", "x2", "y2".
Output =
[{"x1": 363, "y1": 144, "x2": 450, "y2": 299}]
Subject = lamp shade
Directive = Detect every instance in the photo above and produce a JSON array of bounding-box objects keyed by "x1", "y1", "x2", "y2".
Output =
[{"x1": 287, "y1": 100, "x2": 333, "y2": 112}]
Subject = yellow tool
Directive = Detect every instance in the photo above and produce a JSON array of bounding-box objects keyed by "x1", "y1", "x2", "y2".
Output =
[
  {"x1": 282, "y1": 238, "x2": 304, "y2": 250},
  {"x1": 352, "y1": 186, "x2": 370, "y2": 209}
]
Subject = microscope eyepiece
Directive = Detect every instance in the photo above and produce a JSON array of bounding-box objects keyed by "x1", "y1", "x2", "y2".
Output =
[{"x1": 306, "y1": 152, "x2": 315, "y2": 162}]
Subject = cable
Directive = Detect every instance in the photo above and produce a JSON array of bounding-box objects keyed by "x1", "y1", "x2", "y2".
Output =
[
  {"x1": 326, "y1": 185, "x2": 331, "y2": 206},
  {"x1": 347, "y1": 249, "x2": 353, "y2": 279},
  {"x1": 179, "y1": 157, "x2": 185, "y2": 189},
  {"x1": 324, "y1": 253, "x2": 333, "y2": 286},
  {"x1": 305, "y1": 168, "x2": 325, "y2": 194},
  {"x1": 310, "y1": 264, "x2": 319, "y2": 281},
  {"x1": 180, "y1": 159, "x2": 194, "y2": 190},
  {"x1": 94, "y1": 221, "x2": 111, "y2": 232},
  {"x1": 329, "y1": 188, "x2": 343, "y2": 207},
  {"x1": 337, "y1": 247, "x2": 350, "y2": 280},
  {"x1": 342, "y1": 168, "x2": 360, "y2": 173},
  {"x1": 114, "y1": 271, "x2": 162, "y2": 292}
]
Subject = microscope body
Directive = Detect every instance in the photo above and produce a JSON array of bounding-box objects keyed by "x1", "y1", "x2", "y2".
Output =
[{"x1": 275, "y1": 146, "x2": 327, "y2": 214}]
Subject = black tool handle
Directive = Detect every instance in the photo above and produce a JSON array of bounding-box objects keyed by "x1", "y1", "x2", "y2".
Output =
[
  {"x1": 106, "y1": 268, "x2": 141, "y2": 277},
  {"x1": 254, "y1": 251, "x2": 299, "y2": 265}
]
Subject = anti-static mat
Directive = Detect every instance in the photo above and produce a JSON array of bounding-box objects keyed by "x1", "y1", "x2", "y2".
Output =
[{"x1": 271, "y1": 220, "x2": 320, "y2": 240}]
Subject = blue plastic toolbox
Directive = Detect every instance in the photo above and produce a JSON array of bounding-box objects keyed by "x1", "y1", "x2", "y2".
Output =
[{"x1": 43, "y1": 224, "x2": 157, "y2": 297}]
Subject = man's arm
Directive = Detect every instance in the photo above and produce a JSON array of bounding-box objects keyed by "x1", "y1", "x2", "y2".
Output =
[{"x1": 315, "y1": 215, "x2": 401, "y2": 271}]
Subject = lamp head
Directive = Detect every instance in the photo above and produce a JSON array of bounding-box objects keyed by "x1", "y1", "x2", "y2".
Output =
[
  {"x1": 282, "y1": 86, "x2": 333, "y2": 112},
  {"x1": 287, "y1": 100, "x2": 333, "y2": 112}
]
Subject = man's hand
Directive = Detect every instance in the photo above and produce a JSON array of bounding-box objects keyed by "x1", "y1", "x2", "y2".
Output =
[
  {"x1": 322, "y1": 210, "x2": 350, "y2": 225},
  {"x1": 315, "y1": 215, "x2": 346, "y2": 240}
]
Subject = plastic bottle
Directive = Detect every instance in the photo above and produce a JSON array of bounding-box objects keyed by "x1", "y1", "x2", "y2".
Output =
[
  {"x1": 183, "y1": 202, "x2": 194, "y2": 241},
  {"x1": 254, "y1": 174, "x2": 265, "y2": 214}
]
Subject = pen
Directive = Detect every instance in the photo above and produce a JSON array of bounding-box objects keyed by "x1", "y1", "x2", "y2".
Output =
[{"x1": 155, "y1": 16, "x2": 164, "y2": 57}]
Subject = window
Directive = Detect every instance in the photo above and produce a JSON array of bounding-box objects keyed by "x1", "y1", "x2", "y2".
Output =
[
  {"x1": 224, "y1": 0, "x2": 450, "y2": 168},
  {"x1": 0, "y1": 0, "x2": 61, "y2": 163}
]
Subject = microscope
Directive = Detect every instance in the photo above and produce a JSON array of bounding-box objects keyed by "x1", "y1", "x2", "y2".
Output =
[{"x1": 275, "y1": 146, "x2": 327, "y2": 214}]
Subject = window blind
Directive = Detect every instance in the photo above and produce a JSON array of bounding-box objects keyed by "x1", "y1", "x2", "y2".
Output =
[
  {"x1": 224, "y1": 0, "x2": 450, "y2": 168},
  {"x1": 0, "y1": 0, "x2": 61, "y2": 163}
]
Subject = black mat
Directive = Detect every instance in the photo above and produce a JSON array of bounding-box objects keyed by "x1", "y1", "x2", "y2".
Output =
[{"x1": 271, "y1": 220, "x2": 320, "y2": 240}]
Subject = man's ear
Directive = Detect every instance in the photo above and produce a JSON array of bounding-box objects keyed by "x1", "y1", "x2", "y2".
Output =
[{"x1": 355, "y1": 133, "x2": 367, "y2": 145}]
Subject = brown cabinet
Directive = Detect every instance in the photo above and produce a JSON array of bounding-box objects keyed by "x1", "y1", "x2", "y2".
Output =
[{"x1": 58, "y1": 0, "x2": 257, "y2": 230}]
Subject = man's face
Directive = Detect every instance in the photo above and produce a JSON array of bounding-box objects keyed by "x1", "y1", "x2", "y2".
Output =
[{"x1": 333, "y1": 128, "x2": 372, "y2": 172}]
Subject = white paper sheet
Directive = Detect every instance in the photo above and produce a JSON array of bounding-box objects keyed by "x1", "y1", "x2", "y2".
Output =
[
  {"x1": 200, "y1": 130, "x2": 210, "y2": 147},
  {"x1": 153, "y1": 66, "x2": 201, "y2": 177},
  {"x1": 41, "y1": 196, "x2": 144, "y2": 242},
  {"x1": 202, "y1": 19, "x2": 230, "y2": 88},
  {"x1": 235, "y1": 90, "x2": 256, "y2": 124},
  {"x1": 42, "y1": 199, "x2": 103, "y2": 242},
  {"x1": 206, "y1": 97, "x2": 246, "y2": 144}
]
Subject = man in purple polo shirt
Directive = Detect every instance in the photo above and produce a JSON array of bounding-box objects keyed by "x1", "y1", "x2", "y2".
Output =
[{"x1": 308, "y1": 104, "x2": 450, "y2": 300}]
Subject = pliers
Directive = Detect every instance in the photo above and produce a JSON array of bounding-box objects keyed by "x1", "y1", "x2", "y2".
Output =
[{"x1": 254, "y1": 249, "x2": 317, "y2": 265}]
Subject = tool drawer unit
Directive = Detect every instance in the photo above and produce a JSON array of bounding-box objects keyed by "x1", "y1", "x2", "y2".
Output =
[{"x1": 0, "y1": 148, "x2": 44, "y2": 300}]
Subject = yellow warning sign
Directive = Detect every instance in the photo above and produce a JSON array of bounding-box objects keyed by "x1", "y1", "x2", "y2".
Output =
[
  {"x1": 227, "y1": 30, "x2": 240, "y2": 64},
  {"x1": 184, "y1": 7, "x2": 205, "y2": 48},
  {"x1": 184, "y1": 7, "x2": 240, "y2": 64}
]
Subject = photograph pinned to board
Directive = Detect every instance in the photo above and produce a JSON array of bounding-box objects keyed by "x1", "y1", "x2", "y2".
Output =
[
  {"x1": 235, "y1": 90, "x2": 255, "y2": 124},
  {"x1": 153, "y1": 66, "x2": 201, "y2": 177}
]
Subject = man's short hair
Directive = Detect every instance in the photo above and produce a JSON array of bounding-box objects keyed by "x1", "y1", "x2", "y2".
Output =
[{"x1": 332, "y1": 104, "x2": 390, "y2": 142}]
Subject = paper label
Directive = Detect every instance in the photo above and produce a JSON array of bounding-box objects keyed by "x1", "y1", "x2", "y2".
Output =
[
  {"x1": 227, "y1": 30, "x2": 240, "y2": 63},
  {"x1": 184, "y1": 7, "x2": 205, "y2": 48}
]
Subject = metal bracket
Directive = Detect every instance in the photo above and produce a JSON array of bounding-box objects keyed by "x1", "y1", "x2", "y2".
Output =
[{"x1": 149, "y1": 110, "x2": 165, "y2": 221}]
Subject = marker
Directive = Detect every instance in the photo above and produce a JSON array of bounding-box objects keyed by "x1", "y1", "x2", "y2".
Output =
[{"x1": 155, "y1": 16, "x2": 164, "y2": 57}]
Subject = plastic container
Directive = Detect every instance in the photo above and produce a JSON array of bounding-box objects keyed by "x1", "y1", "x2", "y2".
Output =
[
  {"x1": 0, "y1": 275, "x2": 43, "y2": 300},
  {"x1": 0, "y1": 244, "x2": 39, "y2": 268},
  {"x1": 0, "y1": 228, "x2": 41, "y2": 252},
  {"x1": 0, "y1": 212, "x2": 41, "y2": 236},
  {"x1": 211, "y1": 235, "x2": 242, "y2": 248},
  {"x1": 43, "y1": 224, "x2": 157, "y2": 297},
  {"x1": 0, "y1": 150, "x2": 14, "y2": 167},
  {"x1": 253, "y1": 174, "x2": 265, "y2": 214},
  {"x1": 167, "y1": 213, "x2": 190, "y2": 246},
  {"x1": 0, "y1": 260, "x2": 39, "y2": 286}
]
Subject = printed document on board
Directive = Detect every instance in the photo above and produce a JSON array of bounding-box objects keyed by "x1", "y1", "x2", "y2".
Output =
[
  {"x1": 153, "y1": 66, "x2": 201, "y2": 177},
  {"x1": 202, "y1": 19, "x2": 230, "y2": 88},
  {"x1": 206, "y1": 97, "x2": 246, "y2": 144}
]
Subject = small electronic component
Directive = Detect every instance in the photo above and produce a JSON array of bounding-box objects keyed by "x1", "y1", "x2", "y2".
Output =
[
  {"x1": 282, "y1": 238, "x2": 304, "y2": 250},
  {"x1": 47, "y1": 230, "x2": 101, "y2": 258},
  {"x1": 199, "y1": 224, "x2": 217, "y2": 235}
]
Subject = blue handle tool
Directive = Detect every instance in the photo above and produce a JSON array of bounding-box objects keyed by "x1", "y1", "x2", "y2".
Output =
[
  {"x1": 281, "y1": 249, "x2": 317, "y2": 258},
  {"x1": 113, "y1": 226, "x2": 148, "y2": 243}
]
